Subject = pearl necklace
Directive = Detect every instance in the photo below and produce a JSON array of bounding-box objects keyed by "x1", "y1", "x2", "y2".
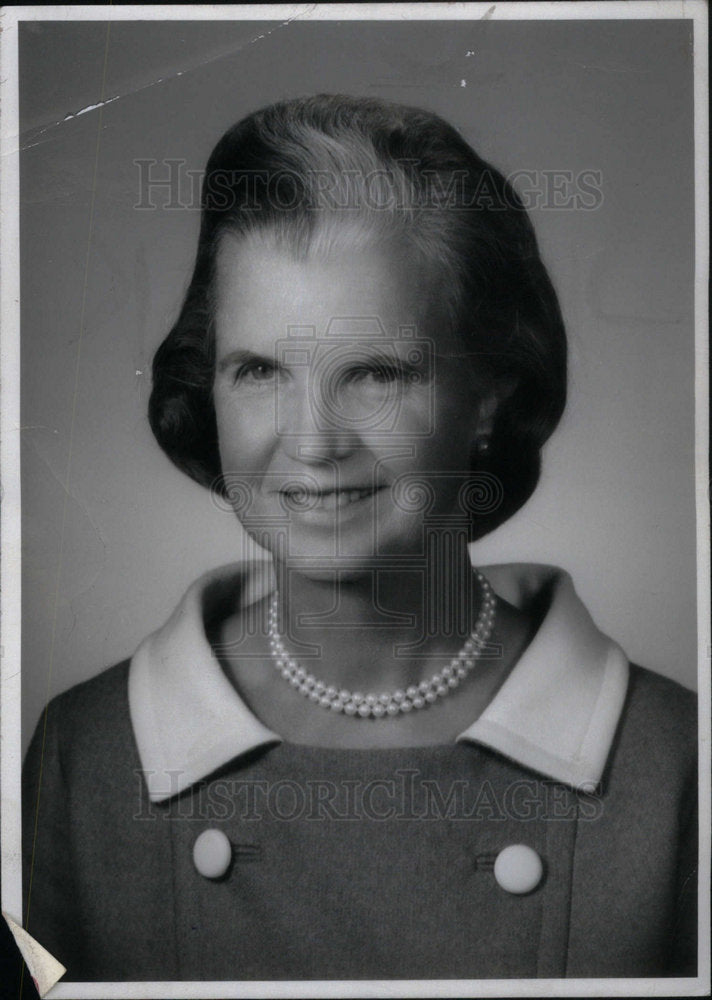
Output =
[{"x1": 267, "y1": 570, "x2": 496, "y2": 719}]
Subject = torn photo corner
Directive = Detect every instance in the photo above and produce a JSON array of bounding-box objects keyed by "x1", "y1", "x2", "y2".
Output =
[{"x1": 3, "y1": 913, "x2": 66, "y2": 998}]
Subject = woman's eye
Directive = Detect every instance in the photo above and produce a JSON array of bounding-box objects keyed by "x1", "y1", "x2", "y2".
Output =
[
  {"x1": 232, "y1": 361, "x2": 276, "y2": 385},
  {"x1": 369, "y1": 365, "x2": 402, "y2": 384},
  {"x1": 346, "y1": 364, "x2": 408, "y2": 385}
]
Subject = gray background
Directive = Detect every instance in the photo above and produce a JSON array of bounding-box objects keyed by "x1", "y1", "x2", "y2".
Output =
[{"x1": 20, "y1": 18, "x2": 697, "y2": 755}]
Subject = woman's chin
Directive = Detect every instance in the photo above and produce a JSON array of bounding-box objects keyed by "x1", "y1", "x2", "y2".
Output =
[
  {"x1": 270, "y1": 542, "x2": 391, "y2": 577},
  {"x1": 257, "y1": 528, "x2": 430, "y2": 580}
]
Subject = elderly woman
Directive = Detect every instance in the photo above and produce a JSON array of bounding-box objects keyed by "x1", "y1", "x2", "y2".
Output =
[{"x1": 22, "y1": 94, "x2": 697, "y2": 982}]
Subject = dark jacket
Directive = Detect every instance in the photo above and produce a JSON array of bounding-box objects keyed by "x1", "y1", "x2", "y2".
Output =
[{"x1": 22, "y1": 563, "x2": 698, "y2": 981}]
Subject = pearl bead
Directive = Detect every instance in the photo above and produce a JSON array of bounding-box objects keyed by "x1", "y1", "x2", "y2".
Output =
[{"x1": 266, "y1": 577, "x2": 496, "y2": 720}]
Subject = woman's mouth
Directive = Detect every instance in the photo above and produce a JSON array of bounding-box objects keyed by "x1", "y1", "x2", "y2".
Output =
[{"x1": 280, "y1": 485, "x2": 386, "y2": 513}]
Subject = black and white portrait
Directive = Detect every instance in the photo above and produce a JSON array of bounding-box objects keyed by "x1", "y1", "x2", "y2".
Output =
[{"x1": 1, "y1": 5, "x2": 708, "y2": 997}]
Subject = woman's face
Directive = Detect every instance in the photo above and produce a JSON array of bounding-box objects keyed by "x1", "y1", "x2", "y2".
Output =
[{"x1": 212, "y1": 230, "x2": 496, "y2": 576}]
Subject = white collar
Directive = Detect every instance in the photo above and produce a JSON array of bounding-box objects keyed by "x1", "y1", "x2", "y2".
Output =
[{"x1": 129, "y1": 560, "x2": 629, "y2": 803}]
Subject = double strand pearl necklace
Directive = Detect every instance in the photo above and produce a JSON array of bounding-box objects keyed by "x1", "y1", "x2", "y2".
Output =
[{"x1": 267, "y1": 570, "x2": 497, "y2": 719}]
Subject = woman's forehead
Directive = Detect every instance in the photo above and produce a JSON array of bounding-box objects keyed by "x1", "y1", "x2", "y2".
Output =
[{"x1": 213, "y1": 229, "x2": 450, "y2": 348}]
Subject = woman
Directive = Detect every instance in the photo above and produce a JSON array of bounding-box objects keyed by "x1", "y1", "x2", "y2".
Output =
[{"x1": 22, "y1": 94, "x2": 697, "y2": 982}]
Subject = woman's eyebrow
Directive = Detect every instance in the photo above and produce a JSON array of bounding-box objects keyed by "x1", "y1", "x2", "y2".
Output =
[{"x1": 217, "y1": 348, "x2": 276, "y2": 373}]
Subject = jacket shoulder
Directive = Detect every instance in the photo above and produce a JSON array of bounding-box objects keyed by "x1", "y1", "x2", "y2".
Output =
[
  {"x1": 25, "y1": 659, "x2": 138, "y2": 779},
  {"x1": 627, "y1": 663, "x2": 696, "y2": 727},
  {"x1": 54, "y1": 657, "x2": 130, "y2": 708},
  {"x1": 614, "y1": 663, "x2": 697, "y2": 778},
  {"x1": 43, "y1": 659, "x2": 131, "y2": 734}
]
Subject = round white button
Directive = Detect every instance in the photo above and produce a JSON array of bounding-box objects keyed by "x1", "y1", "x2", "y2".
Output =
[
  {"x1": 193, "y1": 829, "x2": 232, "y2": 879},
  {"x1": 494, "y1": 844, "x2": 543, "y2": 894}
]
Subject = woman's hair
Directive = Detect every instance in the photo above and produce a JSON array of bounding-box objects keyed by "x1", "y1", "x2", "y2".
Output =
[{"x1": 149, "y1": 94, "x2": 567, "y2": 538}]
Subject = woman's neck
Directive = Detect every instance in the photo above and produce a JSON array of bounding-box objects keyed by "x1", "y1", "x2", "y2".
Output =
[
  {"x1": 269, "y1": 540, "x2": 490, "y2": 693},
  {"x1": 216, "y1": 545, "x2": 537, "y2": 749}
]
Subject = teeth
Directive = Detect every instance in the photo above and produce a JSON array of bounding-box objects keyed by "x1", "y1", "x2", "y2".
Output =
[
  {"x1": 285, "y1": 487, "x2": 378, "y2": 510},
  {"x1": 322, "y1": 490, "x2": 365, "y2": 510}
]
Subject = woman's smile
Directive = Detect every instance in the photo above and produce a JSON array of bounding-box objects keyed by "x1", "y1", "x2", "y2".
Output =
[
  {"x1": 278, "y1": 483, "x2": 389, "y2": 523},
  {"x1": 280, "y1": 483, "x2": 386, "y2": 511}
]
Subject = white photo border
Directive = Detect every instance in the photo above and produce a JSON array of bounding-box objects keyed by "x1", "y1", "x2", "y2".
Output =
[{"x1": 1, "y1": 4, "x2": 709, "y2": 998}]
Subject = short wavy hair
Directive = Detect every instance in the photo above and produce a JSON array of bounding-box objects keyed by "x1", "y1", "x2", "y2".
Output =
[{"x1": 149, "y1": 94, "x2": 567, "y2": 539}]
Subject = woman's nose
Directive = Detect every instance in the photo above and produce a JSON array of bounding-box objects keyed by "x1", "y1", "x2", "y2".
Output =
[{"x1": 278, "y1": 379, "x2": 359, "y2": 463}]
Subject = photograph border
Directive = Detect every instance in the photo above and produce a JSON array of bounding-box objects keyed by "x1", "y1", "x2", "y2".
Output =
[{"x1": 1, "y1": 3, "x2": 709, "y2": 998}]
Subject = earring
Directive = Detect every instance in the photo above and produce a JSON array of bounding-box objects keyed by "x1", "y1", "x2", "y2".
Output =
[{"x1": 474, "y1": 436, "x2": 491, "y2": 456}]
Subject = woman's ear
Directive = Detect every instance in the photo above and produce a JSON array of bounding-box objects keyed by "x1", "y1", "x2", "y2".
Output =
[
  {"x1": 474, "y1": 390, "x2": 499, "y2": 437},
  {"x1": 471, "y1": 392, "x2": 497, "y2": 458},
  {"x1": 475, "y1": 392, "x2": 498, "y2": 436},
  {"x1": 472, "y1": 378, "x2": 517, "y2": 456}
]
